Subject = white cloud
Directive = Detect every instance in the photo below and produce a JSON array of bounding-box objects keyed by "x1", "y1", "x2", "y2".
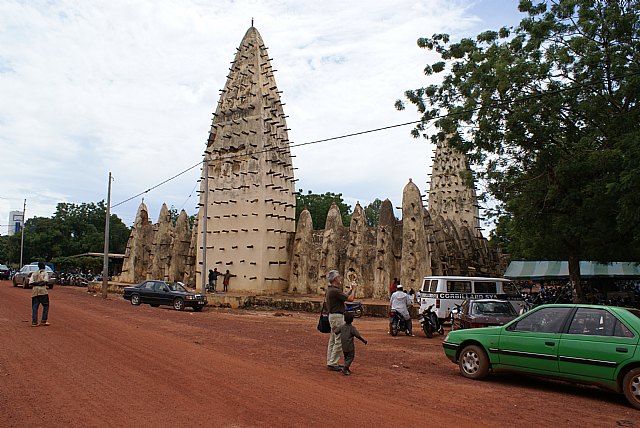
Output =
[{"x1": 0, "y1": 0, "x2": 523, "y2": 234}]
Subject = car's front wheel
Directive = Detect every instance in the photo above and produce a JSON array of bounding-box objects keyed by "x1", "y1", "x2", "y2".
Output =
[
  {"x1": 173, "y1": 298, "x2": 185, "y2": 311},
  {"x1": 130, "y1": 294, "x2": 141, "y2": 306},
  {"x1": 623, "y1": 368, "x2": 640, "y2": 409},
  {"x1": 12, "y1": 278, "x2": 18, "y2": 287},
  {"x1": 458, "y1": 344, "x2": 489, "y2": 380}
]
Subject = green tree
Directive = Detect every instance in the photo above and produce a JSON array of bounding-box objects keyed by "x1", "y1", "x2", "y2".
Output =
[
  {"x1": 2, "y1": 201, "x2": 131, "y2": 265},
  {"x1": 0, "y1": 235, "x2": 9, "y2": 266},
  {"x1": 168, "y1": 205, "x2": 197, "y2": 229},
  {"x1": 398, "y1": 0, "x2": 640, "y2": 301},
  {"x1": 364, "y1": 199, "x2": 383, "y2": 227},
  {"x1": 295, "y1": 190, "x2": 352, "y2": 229}
]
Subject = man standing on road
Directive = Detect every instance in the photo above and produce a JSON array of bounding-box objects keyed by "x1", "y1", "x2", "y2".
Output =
[
  {"x1": 325, "y1": 270, "x2": 357, "y2": 372},
  {"x1": 30, "y1": 262, "x2": 50, "y2": 327}
]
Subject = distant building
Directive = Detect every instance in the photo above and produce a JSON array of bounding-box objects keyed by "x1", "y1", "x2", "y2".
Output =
[{"x1": 7, "y1": 211, "x2": 23, "y2": 236}]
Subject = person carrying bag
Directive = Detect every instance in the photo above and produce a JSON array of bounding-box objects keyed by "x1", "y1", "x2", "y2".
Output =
[{"x1": 317, "y1": 302, "x2": 331, "y2": 333}]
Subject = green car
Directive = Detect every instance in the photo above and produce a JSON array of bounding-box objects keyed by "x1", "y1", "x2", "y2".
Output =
[{"x1": 443, "y1": 304, "x2": 640, "y2": 409}]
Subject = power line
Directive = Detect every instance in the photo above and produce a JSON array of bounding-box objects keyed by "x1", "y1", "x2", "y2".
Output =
[
  {"x1": 178, "y1": 182, "x2": 198, "y2": 212},
  {"x1": 112, "y1": 162, "x2": 202, "y2": 208},
  {"x1": 110, "y1": 69, "x2": 640, "y2": 209}
]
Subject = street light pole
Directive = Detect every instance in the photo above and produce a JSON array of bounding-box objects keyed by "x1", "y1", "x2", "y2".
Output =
[
  {"x1": 102, "y1": 172, "x2": 112, "y2": 299},
  {"x1": 201, "y1": 159, "x2": 208, "y2": 295},
  {"x1": 19, "y1": 199, "x2": 25, "y2": 267}
]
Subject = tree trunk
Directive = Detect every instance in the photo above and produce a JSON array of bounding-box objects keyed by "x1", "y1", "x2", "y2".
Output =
[{"x1": 568, "y1": 255, "x2": 583, "y2": 303}]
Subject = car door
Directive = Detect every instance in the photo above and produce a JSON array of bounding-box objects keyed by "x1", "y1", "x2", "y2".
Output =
[
  {"x1": 153, "y1": 281, "x2": 171, "y2": 305},
  {"x1": 138, "y1": 281, "x2": 155, "y2": 304},
  {"x1": 24, "y1": 266, "x2": 37, "y2": 285},
  {"x1": 18, "y1": 266, "x2": 29, "y2": 284},
  {"x1": 497, "y1": 306, "x2": 573, "y2": 373},
  {"x1": 558, "y1": 307, "x2": 638, "y2": 380}
]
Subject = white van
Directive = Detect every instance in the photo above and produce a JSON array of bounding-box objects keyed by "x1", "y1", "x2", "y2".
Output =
[{"x1": 416, "y1": 276, "x2": 523, "y2": 320}]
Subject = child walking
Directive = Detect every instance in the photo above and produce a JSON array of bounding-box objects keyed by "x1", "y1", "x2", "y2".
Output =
[{"x1": 336, "y1": 312, "x2": 367, "y2": 376}]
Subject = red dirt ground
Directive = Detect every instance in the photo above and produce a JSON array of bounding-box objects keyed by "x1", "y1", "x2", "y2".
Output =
[{"x1": 1, "y1": 281, "x2": 638, "y2": 427}]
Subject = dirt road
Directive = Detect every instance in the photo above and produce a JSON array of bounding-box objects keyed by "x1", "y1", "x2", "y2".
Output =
[{"x1": 0, "y1": 282, "x2": 637, "y2": 427}]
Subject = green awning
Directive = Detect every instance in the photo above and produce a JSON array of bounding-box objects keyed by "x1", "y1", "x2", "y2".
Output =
[{"x1": 504, "y1": 261, "x2": 640, "y2": 279}]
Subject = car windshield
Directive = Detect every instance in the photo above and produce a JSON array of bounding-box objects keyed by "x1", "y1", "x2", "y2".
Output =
[
  {"x1": 471, "y1": 301, "x2": 517, "y2": 316},
  {"x1": 167, "y1": 282, "x2": 188, "y2": 293},
  {"x1": 0, "y1": 264, "x2": 8, "y2": 269}
]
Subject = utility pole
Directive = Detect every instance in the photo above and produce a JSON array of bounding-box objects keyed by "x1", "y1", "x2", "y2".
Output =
[
  {"x1": 102, "y1": 172, "x2": 112, "y2": 299},
  {"x1": 19, "y1": 199, "x2": 25, "y2": 267},
  {"x1": 201, "y1": 159, "x2": 208, "y2": 295}
]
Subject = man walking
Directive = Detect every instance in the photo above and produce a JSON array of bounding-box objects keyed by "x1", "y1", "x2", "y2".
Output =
[
  {"x1": 325, "y1": 270, "x2": 357, "y2": 371},
  {"x1": 30, "y1": 262, "x2": 50, "y2": 327}
]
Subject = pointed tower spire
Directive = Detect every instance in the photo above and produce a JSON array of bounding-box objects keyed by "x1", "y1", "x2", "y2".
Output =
[
  {"x1": 196, "y1": 26, "x2": 296, "y2": 293},
  {"x1": 427, "y1": 136, "x2": 481, "y2": 237}
]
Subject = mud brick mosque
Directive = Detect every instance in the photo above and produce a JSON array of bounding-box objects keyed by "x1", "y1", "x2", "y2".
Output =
[{"x1": 118, "y1": 26, "x2": 506, "y2": 296}]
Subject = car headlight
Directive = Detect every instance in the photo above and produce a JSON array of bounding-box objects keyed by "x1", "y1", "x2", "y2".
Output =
[{"x1": 185, "y1": 295, "x2": 194, "y2": 300}]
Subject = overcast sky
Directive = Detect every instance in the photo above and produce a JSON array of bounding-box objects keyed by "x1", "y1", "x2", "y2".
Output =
[{"x1": 0, "y1": 0, "x2": 524, "y2": 236}]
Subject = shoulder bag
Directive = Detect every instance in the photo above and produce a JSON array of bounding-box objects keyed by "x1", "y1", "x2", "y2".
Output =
[{"x1": 317, "y1": 302, "x2": 331, "y2": 333}]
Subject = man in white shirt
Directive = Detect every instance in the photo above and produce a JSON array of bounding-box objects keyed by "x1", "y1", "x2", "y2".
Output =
[{"x1": 390, "y1": 284, "x2": 414, "y2": 335}]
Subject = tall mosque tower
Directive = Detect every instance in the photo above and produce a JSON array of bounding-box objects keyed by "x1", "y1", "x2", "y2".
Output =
[
  {"x1": 427, "y1": 137, "x2": 482, "y2": 237},
  {"x1": 195, "y1": 26, "x2": 296, "y2": 292}
]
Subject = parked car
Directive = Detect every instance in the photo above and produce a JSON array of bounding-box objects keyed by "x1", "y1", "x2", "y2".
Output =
[
  {"x1": 0, "y1": 264, "x2": 10, "y2": 280},
  {"x1": 451, "y1": 299, "x2": 518, "y2": 330},
  {"x1": 443, "y1": 304, "x2": 640, "y2": 409},
  {"x1": 123, "y1": 280, "x2": 207, "y2": 312},
  {"x1": 12, "y1": 264, "x2": 56, "y2": 289}
]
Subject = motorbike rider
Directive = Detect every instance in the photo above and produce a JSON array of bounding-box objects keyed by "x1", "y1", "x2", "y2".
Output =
[{"x1": 389, "y1": 284, "x2": 415, "y2": 336}]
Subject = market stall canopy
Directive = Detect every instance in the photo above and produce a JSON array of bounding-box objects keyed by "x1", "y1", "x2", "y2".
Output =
[{"x1": 504, "y1": 261, "x2": 640, "y2": 279}]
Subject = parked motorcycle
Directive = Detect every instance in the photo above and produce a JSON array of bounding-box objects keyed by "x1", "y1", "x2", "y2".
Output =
[
  {"x1": 345, "y1": 301, "x2": 364, "y2": 318},
  {"x1": 389, "y1": 309, "x2": 411, "y2": 336},
  {"x1": 419, "y1": 304, "x2": 444, "y2": 338}
]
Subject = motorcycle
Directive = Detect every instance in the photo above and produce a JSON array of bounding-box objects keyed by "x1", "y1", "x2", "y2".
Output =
[
  {"x1": 389, "y1": 309, "x2": 411, "y2": 336},
  {"x1": 419, "y1": 304, "x2": 444, "y2": 338},
  {"x1": 345, "y1": 301, "x2": 364, "y2": 318}
]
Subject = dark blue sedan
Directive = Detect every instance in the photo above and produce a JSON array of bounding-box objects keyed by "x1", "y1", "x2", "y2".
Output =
[{"x1": 123, "y1": 280, "x2": 207, "y2": 312}]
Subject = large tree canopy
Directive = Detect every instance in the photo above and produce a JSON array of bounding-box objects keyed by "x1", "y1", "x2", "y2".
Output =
[
  {"x1": 1, "y1": 201, "x2": 131, "y2": 265},
  {"x1": 398, "y1": 0, "x2": 640, "y2": 300}
]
